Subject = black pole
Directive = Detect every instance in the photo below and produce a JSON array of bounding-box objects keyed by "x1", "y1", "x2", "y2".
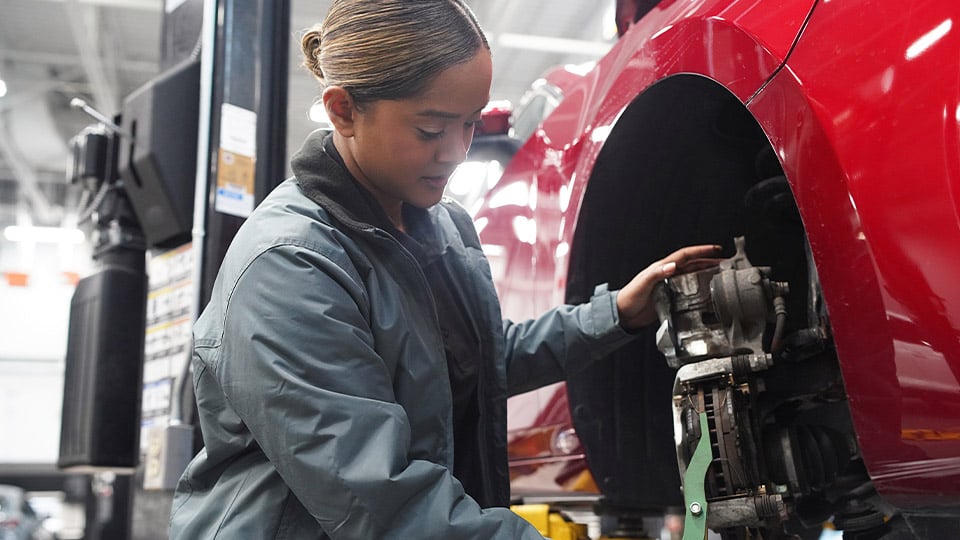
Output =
[
  {"x1": 125, "y1": 1, "x2": 289, "y2": 538},
  {"x1": 201, "y1": 0, "x2": 289, "y2": 307}
]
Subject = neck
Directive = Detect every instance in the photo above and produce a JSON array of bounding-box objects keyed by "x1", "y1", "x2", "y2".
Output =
[{"x1": 332, "y1": 132, "x2": 405, "y2": 232}]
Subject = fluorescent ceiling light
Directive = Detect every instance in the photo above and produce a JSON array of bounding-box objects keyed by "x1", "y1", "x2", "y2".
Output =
[
  {"x1": 4, "y1": 225, "x2": 86, "y2": 244},
  {"x1": 0, "y1": 79, "x2": 7, "y2": 98}
]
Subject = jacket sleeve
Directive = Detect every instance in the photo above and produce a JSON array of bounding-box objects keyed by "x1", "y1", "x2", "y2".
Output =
[
  {"x1": 214, "y1": 243, "x2": 544, "y2": 539},
  {"x1": 503, "y1": 283, "x2": 638, "y2": 396}
]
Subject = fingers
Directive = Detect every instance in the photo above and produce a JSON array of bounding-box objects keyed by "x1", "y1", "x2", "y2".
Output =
[
  {"x1": 656, "y1": 245, "x2": 722, "y2": 274},
  {"x1": 660, "y1": 261, "x2": 677, "y2": 276},
  {"x1": 617, "y1": 245, "x2": 725, "y2": 330},
  {"x1": 629, "y1": 245, "x2": 725, "y2": 294},
  {"x1": 681, "y1": 257, "x2": 725, "y2": 273},
  {"x1": 643, "y1": 246, "x2": 721, "y2": 282},
  {"x1": 661, "y1": 244, "x2": 723, "y2": 266}
]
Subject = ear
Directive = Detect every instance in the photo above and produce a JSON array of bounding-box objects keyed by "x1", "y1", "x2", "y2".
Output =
[{"x1": 322, "y1": 86, "x2": 357, "y2": 137}]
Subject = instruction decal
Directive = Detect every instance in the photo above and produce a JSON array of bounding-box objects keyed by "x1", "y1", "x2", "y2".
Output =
[{"x1": 215, "y1": 103, "x2": 257, "y2": 217}]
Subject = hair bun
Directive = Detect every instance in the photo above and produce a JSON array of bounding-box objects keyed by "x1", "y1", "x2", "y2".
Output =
[{"x1": 300, "y1": 28, "x2": 325, "y2": 82}]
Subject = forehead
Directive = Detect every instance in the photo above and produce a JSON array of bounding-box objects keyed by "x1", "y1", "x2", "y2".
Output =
[{"x1": 402, "y1": 50, "x2": 493, "y2": 118}]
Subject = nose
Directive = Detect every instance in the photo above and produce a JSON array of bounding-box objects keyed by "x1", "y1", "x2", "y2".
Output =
[{"x1": 436, "y1": 127, "x2": 471, "y2": 165}]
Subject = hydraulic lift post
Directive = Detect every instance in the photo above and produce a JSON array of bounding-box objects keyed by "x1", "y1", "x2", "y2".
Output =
[{"x1": 59, "y1": 1, "x2": 288, "y2": 537}]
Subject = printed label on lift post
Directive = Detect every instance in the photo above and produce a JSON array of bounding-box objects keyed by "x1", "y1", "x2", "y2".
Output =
[
  {"x1": 215, "y1": 103, "x2": 257, "y2": 217},
  {"x1": 141, "y1": 243, "x2": 195, "y2": 451}
]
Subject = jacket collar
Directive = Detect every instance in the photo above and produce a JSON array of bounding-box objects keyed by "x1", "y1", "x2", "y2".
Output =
[
  {"x1": 290, "y1": 130, "x2": 444, "y2": 259},
  {"x1": 291, "y1": 129, "x2": 398, "y2": 234}
]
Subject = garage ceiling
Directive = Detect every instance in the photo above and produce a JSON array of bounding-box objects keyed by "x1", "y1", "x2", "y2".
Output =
[{"x1": 0, "y1": 0, "x2": 615, "y2": 251}]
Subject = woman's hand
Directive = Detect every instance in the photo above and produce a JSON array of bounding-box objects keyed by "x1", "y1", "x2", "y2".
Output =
[{"x1": 616, "y1": 245, "x2": 724, "y2": 331}]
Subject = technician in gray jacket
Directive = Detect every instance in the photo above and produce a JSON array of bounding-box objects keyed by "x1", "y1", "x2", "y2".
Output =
[{"x1": 169, "y1": 1, "x2": 719, "y2": 538}]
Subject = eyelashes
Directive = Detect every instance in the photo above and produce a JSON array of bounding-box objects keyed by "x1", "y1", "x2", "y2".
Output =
[
  {"x1": 417, "y1": 129, "x2": 444, "y2": 140},
  {"x1": 417, "y1": 120, "x2": 483, "y2": 141}
]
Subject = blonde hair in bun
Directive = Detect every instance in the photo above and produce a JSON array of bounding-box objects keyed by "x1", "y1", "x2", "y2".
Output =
[
  {"x1": 300, "y1": 28, "x2": 325, "y2": 85},
  {"x1": 299, "y1": 0, "x2": 488, "y2": 105}
]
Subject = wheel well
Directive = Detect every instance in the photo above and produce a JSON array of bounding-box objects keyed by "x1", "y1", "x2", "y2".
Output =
[
  {"x1": 567, "y1": 74, "x2": 784, "y2": 302},
  {"x1": 562, "y1": 74, "x2": 811, "y2": 509}
]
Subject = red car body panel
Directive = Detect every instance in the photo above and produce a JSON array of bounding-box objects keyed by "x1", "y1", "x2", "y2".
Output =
[
  {"x1": 750, "y1": 0, "x2": 960, "y2": 507},
  {"x1": 484, "y1": 0, "x2": 960, "y2": 510},
  {"x1": 482, "y1": 0, "x2": 814, "y2": 315}
]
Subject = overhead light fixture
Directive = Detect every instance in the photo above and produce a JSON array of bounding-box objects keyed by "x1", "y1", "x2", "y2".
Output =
[
  {"x1": 3, "y1": 225, "x2": 86, "y2": 244},
  {"x1": 0, "y1": 78, "x2": 7, "y2": 98}
]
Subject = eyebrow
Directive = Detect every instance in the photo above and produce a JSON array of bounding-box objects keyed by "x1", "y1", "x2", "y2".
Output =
[{"x1": 417, "y1": 107, "x2": 485, "y2": 119}]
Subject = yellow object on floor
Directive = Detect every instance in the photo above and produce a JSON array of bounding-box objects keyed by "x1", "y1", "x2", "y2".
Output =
[{"x1": 511, "y1": 503, "x2": 590, "y2": 540}]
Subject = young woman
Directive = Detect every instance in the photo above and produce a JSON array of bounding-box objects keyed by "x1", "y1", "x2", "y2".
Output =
[{"x1": 169, "y1": 1, "x2": 719, "y2": 538}]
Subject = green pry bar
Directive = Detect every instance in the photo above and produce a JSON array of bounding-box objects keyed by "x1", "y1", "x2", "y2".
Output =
[{"x1": 682, "y1": 411, "x2": 711, "y2": 540}]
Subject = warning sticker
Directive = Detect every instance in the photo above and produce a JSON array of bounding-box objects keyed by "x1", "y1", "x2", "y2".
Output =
[
  {"x1": 215, "y1": 103, "x2": 257, "y2": 217},
  {"x1": 215, "y1": 149, "x2": 255, "y2": 216}
]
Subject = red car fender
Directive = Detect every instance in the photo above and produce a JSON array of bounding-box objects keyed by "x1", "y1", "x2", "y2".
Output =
[
  {"x1": 480, "y1": 0, "x2": 815, "y2": 311},
  {"x1": 489, "y1": 0, "x2": 960, "y2": 509},
  {"x1": 485, "y1": 0, "x2": 817, "y2": 494},
  {"x1": 750, "y1": 0, "x2": 960, "y2": 507},
  {"x1": 553, "y1": 0, "x2": 816, "y2": 300}
]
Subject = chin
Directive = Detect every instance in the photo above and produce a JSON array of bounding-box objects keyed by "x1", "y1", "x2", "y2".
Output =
[{"x1": 407, "y1": 195, "x2": 445, "y2": 210}]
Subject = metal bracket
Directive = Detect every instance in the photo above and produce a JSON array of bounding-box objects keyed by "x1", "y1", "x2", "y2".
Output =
[{"x1": 682, "y1": 411, "x2": 711, "y2": 540}]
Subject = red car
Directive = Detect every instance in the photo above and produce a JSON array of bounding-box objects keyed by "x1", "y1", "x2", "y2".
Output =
[{"x1": 480, "y1": 0, "x2": 960, "y2": 538}]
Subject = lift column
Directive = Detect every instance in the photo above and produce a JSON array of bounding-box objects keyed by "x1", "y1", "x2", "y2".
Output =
[{"x1": 130, "y1": 0, "x2": 288, "y2": 537}]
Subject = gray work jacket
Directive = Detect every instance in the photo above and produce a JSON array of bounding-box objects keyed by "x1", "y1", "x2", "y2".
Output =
[{"x1": 169, "y1": 131, "x2": 635, "y2": 539}]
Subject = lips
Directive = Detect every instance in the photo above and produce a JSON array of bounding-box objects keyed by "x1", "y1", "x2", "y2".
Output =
[{"x1": 421, "y1": 175, "x2": 450, "y2": 189}]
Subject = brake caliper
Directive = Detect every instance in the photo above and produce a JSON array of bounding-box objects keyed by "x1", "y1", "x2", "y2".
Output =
[{"x1": 654, "y1": 237, "x2": 790, "y2": 536}]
